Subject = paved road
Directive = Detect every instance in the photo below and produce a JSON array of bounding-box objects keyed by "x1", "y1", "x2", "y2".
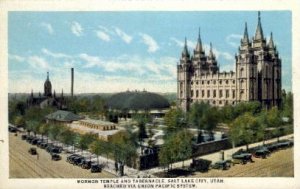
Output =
[{"x1": 9, "y1": 132, "x2": 116, "y2": 178}]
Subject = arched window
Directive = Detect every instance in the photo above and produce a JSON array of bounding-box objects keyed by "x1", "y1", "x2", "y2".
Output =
[{"x1": 196, "y1": 90, "x2": 199, "y2": 97}]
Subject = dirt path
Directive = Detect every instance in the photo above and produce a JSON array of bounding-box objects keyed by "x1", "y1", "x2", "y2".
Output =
[{"x1": 9, "y1": 133, "x2": 116, "y2": 178}]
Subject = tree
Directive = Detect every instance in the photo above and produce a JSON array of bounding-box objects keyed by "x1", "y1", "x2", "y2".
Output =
[
  {"x1": 110, "y1": 131, "x2": 138, "y2": 169},
  {"x1": 48, "y1": 123, "x2": 64, "y2": 145},
  {"x1": 188, "y1": 102, "x2": 218, "y2": 143},
  {"x1": 13, "y1": 115, "x2": 25, "y2": 127},
  {"x1": 202, "y1": 107, "x2": 219, "y2": 140},
  {"x1": 229, "y1": 112, "x2": 261, "y2": 150},
  {"x1": 158, "y1": 130, "x2": 193, "y2": 172},
  {"x1": 282, "y1": 91, "x2": 293, "y2": 123},
  {"x1": 90, "y1": 140, "x2": 104, "y2": 164},
  {"x1": 39, "y1": 123, "x2": 50, "y2": 142},
  {"x1": 78, "y1": 132, "x2": 98, "y2": 155},
  {"x1": 132, "y1": 113, "x2": 150, "y2": 140},
  {"x1": 59, "y1": 127, "x2": 77, "y2": 150},
  {"x1": 25, "y1": 120, "x2": 40, "y2": 136},
  {"x1": 267, "y1": 107, "x2": 283, "y2": 141},
  {"x1": 164, "y1": 108, "x2": 187, "y2": 134}
]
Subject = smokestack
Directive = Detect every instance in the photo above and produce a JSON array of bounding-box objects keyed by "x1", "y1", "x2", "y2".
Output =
[{"x1": 71, "y1": 68, "x2": 74, "y2": 97}]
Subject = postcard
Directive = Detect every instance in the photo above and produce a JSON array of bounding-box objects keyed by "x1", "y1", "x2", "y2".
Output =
[{"x1": 0, "y1": 0, "x2": 299, "y2": 189}]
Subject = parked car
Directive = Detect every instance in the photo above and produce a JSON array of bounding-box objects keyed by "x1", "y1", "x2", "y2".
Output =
[
  {"x1": 91, "y1": 164, "x2": 103, "y2": 173},
  {"x1": 81, "y1": 160, "x2": 92, "y2": 169},
  {"x1": 36, "y1": 139, "x2": 45, "y2": 146},
  {"x1": 67, "y1": 154, "x2": 83, "y2": 164},
  {"x1": 30, "y1": 138, "x2": 39, "y2": 145},
  {"x1": 211, "y1": 160, "x2": 231, "y2": 170},
  {"x1": 39, "y1": 142, "x2": 49, "y2": 149},
  {"x1": 253, "y1": 147, "x2": 270, "y2": 159},
  {"x1": 51, "y1": 153, "x2": 62, "y2": 161},
  {"x1": 21, "y1": 134, "x2": 27, "y2": 140},
  {"x1": 189, "y1": 158, "x2": 212, "y2": 172},
  {"x1": 277, "y1": 140, "x2": 294, "y2": 149},
  {"x1": 232, "y1": 149, "x2": 253, "y2": 165},
  {"x1": 26, "y1": 136, "x2": 35, "y2": 143},
  {"x1": 73, "y1": 156, "x2": 85, "y2": 166},
  {"x1": 46, "y1": 145, "x2": 62, "y2": 154},
  {"x1": 9, "y1": 126, "x2": 18, "y2": 133},
  {"x1": 28, "y1": 147, "x2": 37, "y2": 155}
]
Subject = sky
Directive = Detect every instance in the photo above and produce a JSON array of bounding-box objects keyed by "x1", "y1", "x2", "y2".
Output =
[{"x1": 8, "y1": 11, "x2": 292, "y2": 94}]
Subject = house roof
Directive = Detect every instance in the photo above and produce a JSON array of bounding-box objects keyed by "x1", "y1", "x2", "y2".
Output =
[{"x1": 45, "y1": 110, "x2": 82, "y2": 122}]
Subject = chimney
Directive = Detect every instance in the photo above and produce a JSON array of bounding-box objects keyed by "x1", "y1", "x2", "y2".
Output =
[{"x1": 71, "y1": 68, "x2": 74, "y2": 97}]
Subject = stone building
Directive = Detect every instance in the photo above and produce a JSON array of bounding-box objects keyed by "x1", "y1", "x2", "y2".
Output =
[
  {"x1": 27, "y1": 72, "x2": 67, "y2": 109},
  {"x1": 177, "y1": 12, "x2": 282, "y2": 111}
]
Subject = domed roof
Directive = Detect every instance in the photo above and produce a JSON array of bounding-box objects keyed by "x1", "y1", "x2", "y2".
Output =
[{"x1": 106, "y1": 91, "x2": 170, "y2": 110}]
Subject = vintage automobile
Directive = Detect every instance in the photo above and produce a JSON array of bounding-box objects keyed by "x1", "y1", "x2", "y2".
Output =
[
  {"x1": 91, "y1": 163, "x2": 103, "y2": 173},
  {"x1": 81, "y1": 160, "x2": 92, "y2": 169},
  {"x1": 30, "y1": 138, "x2": 39, "y2": 145},
  {"x1": 253, "y1": 149, "x2": 269, "y2": 158},
  {"x1": 51, "y1": 153, "x2": 62, "y2": 161},
  {"x1": 211, "y1": 160, "x2": 231, "y2": 170},
  {"x1": 67, "y1": 154, "x2": 83, "y2": 164},
  {"x1": 8, "y1": 126, "x2": 18, "y2": 133},
  {"x1": 26, "y1": 136, "x2": 35, "y2": 143},
  {"x1": 28, "y1": 147, "x2": 37, "y2": 155},
  {"x1": 189, "y1": 158, "x2": 212, "y2": 172},
  {"x1": 39, "y1": 142, "x2": 49, "y2": 149},
  {"x1": 73, "y1": 156, "x2": 85, "y2": 166},
  {"x1": 232, "y1": 149, "x2": 253, "y2": 165},
  {"x1": 46, "y1": 145, "x2": 62, "y2": 154},
  {"x1": 21, "y1": 134, "x2": 27, "y2": 140}
]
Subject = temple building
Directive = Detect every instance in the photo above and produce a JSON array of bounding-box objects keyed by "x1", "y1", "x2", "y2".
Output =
[{"x1": 177, "y1": 12, "x2": 282, "y2": 111}]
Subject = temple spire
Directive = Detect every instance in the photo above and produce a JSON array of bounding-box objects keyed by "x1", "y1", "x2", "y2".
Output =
[
  {"x1": 195, "y1": 28, "x2": 203, "y2": 53},
  {"x1": 46, "y1": 72, "x2": 49, "y2": 81},
  {"x1": 209, "y1": 42, "x2": 214, "y2": 58},
  {"x1": 268, "y1": 32, "x2": 275, "y2": 49},
  {"x1": 182, "y1": 37, "x2": 190, "y2": 58},
  {"x1": 254, "y1": 11, "x2": 264, "y2": 40},
  {"x1": 242, "y1": 22, "x2": 249, "y2": 44}
]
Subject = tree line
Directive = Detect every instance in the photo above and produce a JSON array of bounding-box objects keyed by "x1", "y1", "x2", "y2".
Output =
[{"x1": 159, "y1": 91, "x2": 293, "y2": 172}]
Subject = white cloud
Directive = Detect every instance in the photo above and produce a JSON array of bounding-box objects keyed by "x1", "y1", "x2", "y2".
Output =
[
  {"x1": 9, "y1": 51, "x2": 178, "y2": 93},
  {"x1": 98, "y1": 25, "x2": 111, "y2": 33},
  {"x1": 9, "y1": 54, "x2": 25, "y2": 62},
  {"x1": 42, "y1": 48, "x2": 71, "y2": 59},
  {"x1": 40, "y1": 22, "x2": 54, "y2": 35},
  {"x1": 79, "y1": 53, "x2": 103, "y2": 68},
  {"x1": 96, "y1": 31, "x2": 111, "y2": 42},
  {"x1": 71, "y1": 21, "x2": 83, "y2": 36},
  {"x1": 226, "y1": 34, "x2": 242, "y2": 47},
  {"x1": 139, "y1": 33, "x2": 159, "y2": 53},
  {"x1": 114, "y1": 27, "x2": 132, "y2": 44},
  {"x1": 28, "y1": 56, "x2": 50, "y2": 69}
]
